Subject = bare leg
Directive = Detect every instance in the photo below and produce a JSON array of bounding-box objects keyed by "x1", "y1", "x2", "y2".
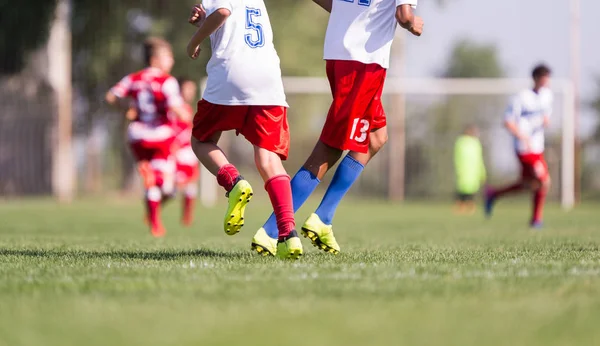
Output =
[{"x1": 190, "y1": 133, "x2": 228, "y2": 176}]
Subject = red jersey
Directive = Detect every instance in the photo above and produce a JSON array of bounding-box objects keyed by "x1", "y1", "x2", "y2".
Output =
[{"x1": 111, "y1": 67, "x2": 184, "y2": 126}]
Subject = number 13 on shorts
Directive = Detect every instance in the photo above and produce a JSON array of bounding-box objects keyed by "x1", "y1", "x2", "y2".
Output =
[{"x1": 350, "y1": 118, "x2": 370, "y2": 143}]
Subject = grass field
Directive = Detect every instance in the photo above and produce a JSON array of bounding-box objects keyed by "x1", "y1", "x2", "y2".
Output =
[{"x1": 1, "y1": 197, "x2": 599, "y2": 346}]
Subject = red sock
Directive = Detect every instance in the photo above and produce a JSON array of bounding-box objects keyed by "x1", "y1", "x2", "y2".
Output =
[
  {"x1": 146, "y1": 186, "x2": 164, "y2": 236},
  {"x1": 182, "y1": 195, "x2": 194, "y2": 226},
  {"x1": 532, "y1": 187, "x2": 547, "y2": 223},
  {"x1": 217, "y1": 164, "x2": 240, "y2": 192},
  {"x1": 265, "y1": 175, "x2": 295, "y2": 240},
  {"x1": 493, "y1": 182, "x2": 524, "y2": 198}
]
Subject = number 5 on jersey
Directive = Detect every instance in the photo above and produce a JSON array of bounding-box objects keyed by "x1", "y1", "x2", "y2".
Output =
[
  {"x1": 350, "y1": 118, "x2": 370, "y2": 143},
  {"x1": 245, "y1": 7, "x2": 264, "y2": 48}
]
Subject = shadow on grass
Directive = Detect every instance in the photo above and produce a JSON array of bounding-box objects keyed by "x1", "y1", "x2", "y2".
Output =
[{"x1": 0, "y1": 248, "x2": 245, "y2": 261}]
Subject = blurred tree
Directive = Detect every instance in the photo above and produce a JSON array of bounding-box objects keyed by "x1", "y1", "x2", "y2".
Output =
[
  {"x1": 0, "y1": 0, "x2": 57, "y2": 74},
  {"x1": 444, "y1": 39, "x2": 504, "y2": 78}
]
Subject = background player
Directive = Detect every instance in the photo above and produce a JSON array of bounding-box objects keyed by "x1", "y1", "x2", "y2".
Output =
[
  {"x1": 187, "y1": 1, "x2": 302, "y2": 259},
  {"x1": 106, "y1": 38, "x2": 191, "y2": 237},
  {"x1": 172, "y1": 78, "x2": 200, "y2": 226},
  {"x1": 454, "y1": 125, "x2": 486, "y2": 215},
  {"x1": 485, "y1": 64, "x2": 553, "y2": 228},
  {"x1": 254, "y1": 0, "x2": 424, "y2": 254}
]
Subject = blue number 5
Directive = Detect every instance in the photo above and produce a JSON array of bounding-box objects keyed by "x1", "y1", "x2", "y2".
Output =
[{"x1": 245, "y1": 8, "x2": 264, "y2": 48}]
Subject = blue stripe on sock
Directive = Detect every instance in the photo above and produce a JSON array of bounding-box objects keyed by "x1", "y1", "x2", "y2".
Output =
[
  {"x1": 315, "y1": 155, "x2": 364, "y2": 225},
  {"x1": 263, "y1": 167, "x2": 320, "y2": 239}
]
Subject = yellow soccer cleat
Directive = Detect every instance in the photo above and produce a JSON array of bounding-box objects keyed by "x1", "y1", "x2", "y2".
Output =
[
  {"x1": 251, "y1": 228, "x2": 278, "y2": 257},
  {"x1": 301, "y1": 213, "x2": 340, "y2": 254},
  {"x1": 224, "y1": 179, "x2": 253, "y2": 235},
  {"x1": 277, "y1": 231, "x2": 303, "y2": 260}
]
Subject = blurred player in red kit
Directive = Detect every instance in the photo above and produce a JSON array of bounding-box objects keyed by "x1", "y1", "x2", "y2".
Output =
[
  {"x1": 106, "y1": 38, "x2": 191, "y2": 237},
  {"x1": 485, "y1": 65, "x2": 553, "y2": 228},
  {"x1": 255, "y1": 0, "x2": 424, "y2": 254},
  {"x1": 172, "y1": 78, "x2": 200, "y2": 226}
]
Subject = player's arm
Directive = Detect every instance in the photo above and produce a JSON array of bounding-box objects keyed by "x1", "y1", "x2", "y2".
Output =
[
  {"x1": 396, "y1": 1, "x2": 423, "y2": 37},
  {"x1": 187, "y1": 7, "x2": 231, "y2": 59},
  {"x1": 105, "y1": 76, "x2": 131, "y2": 108},
  {"x1": 503, "y1": 97, "x2": 531, "y2": 150},
  {"x1": 312, "y1": 0, "x2": 332, "y2": 13}
]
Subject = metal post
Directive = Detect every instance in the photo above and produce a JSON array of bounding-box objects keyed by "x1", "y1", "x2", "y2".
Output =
[
  {"x1": 570, "y1": 0, "x2": 581, "y2": 203},
  {"x1": 388, "y1": 31, "x2": 406, "y2": 201}
]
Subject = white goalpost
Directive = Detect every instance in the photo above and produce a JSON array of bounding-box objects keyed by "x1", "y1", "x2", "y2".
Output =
[{"x1": 199, "y1": 77, "x2": 576, "y2": 210}]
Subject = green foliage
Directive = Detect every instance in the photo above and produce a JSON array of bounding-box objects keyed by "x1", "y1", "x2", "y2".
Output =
[
  {"x1": 0, "y1": 0, "x2": 57, "y2": 74},
  {"x1": 444, "y1": 39, "x2": 504, "y2": 78},
  {"x1": 1, "y1": 199, "x2": 600, "y2": 345}
]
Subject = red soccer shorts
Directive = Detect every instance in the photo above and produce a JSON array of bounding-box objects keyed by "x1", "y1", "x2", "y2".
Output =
[
  {"x1": 127, "y1": 122, "x2": 175, "y2": 162},
  {"x1": 192, "y1": 100, "x2": 290, "y2": 160},
  {"x1": 518, "y1": 153, "x2": 550, "y2": 183},
  {"x1": 175, "y1": 145, "x2": 199, "y2": 186},
  {"x1": 320, "y1": 60, "x2": 387, "y2": 153}
]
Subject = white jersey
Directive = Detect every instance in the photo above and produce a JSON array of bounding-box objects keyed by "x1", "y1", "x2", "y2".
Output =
[
  {"x1": 324, "y1": 0, "x2": 418, "y2": 69},
  {"x1": 505, "y1": 88, "x2": 553, "y2": 154},
  {"x1": 202, "y1": 0, "x2": 288, "y2": 107}
]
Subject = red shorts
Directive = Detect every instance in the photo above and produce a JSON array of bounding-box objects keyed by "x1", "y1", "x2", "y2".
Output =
[
  {"x1": 192, "y1": 100, "x2": 290, "y2": 160},
  {"x1": 127, "y1": 122, "x2": 175, "y2": 162},
  {"x1": 320, "y1": 60, "x2": 387, "y2": 153},
  {"x1": 518, "y1": 153, "x2": 550, "y2": 182}
]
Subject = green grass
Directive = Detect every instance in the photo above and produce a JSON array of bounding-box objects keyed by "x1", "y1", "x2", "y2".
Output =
[{"x1": 1, "y1": 197, "x2": 600, "y2": 346}]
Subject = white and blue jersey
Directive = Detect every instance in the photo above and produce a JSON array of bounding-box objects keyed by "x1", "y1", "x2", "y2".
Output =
[
  {"x1": 504, "y1": 88, "x2": 553, "y2": 154},
  {"x1": 201, "y1": 0, "x2": 287, "y2": 107},
  {"x1": 324, "y1": 0, "x2": 418, "y2": 69}
]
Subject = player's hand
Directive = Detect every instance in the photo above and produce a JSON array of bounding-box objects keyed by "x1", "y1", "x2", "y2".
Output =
[
  {"x1": 408, "y1": 16, "x2": 424, "y2": 36},
  {"x1": 189, "y1": 4, "x2": 206, "y2": 27},
  {"x1": 125, "y1": 107, "x2": 138, "y2": 121},
  {"x1": 187, "y1": 43, "x2": 201, "y2": 60}
]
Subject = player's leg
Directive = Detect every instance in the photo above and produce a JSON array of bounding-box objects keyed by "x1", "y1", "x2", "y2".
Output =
[
  {"x1": 191, "y1": 134, "x2": 252, "y2": 235},
  {"x1": 530, "y1": 156, "x2": 550, "y2": 228},
  {"x1": 313, "y1": 126, "x2": 387, "y2": 225},
  {"x1": 258, "y1": 140, "x2": 342, "y2": 246},
  {"x1": 131, "y1": 144, "x2": 166, "y2": 238},
  {"x1": 180, "y1": 164, "x2": 199, "y2": 227},
  {"x1": 302, "y1": 61, "x2": 388, "y2": 254},
  {"x1": 484, "y1": 154, "x2": 531, "y2": 218},
  {"x1": 253, "y1": 146, "x2": 302, "y2": 259},
  {"x1": 191, "y1": 101, "x2": 253, "y2": 235},
  {"x1": 175, "y1": 147, "x2": 200, "y2": 226},
  {"x1": 236, "y1": 106, "x2": 301, "y2": 259}
]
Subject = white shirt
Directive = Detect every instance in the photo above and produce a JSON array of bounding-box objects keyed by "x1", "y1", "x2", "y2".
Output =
[
  {"x1": 324, "y1": 0, "x2": 418, "y2": 69},
  {"x1": 201, "y1": 0, "x2": 288, "y2": 107},
  {"x1": 505, "y1": 88, "x2": 553, "y2": 154}
]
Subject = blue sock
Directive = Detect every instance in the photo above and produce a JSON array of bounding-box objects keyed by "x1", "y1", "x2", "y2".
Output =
[
  {"x1": 263, "y1": 168, "x2": 320, "y2": 238},
  {"x1": 315, "y1": 155, "x2": 364, "y2": 225}
]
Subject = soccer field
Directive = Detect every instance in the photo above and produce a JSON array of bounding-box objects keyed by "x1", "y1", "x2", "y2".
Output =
[{"x1": 1, "y1": 198, "x2": 599, "y2": 346}]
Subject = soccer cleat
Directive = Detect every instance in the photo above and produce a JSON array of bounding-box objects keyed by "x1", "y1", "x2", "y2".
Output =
[
  {"x1": 484, "y1": 187, "x2": 496, "y2": 219},
  {"x1": 301, "y1": 213, "x2": 340, "y2": 254},
  {"x1": 224, "y1": 179, "x2": 253, "y2": 235},
  {"x1": 150, "y1": 223, "x2": 166, "y2": 238},
  {"x1": 251, "y1": 228, "x2": 278, "y2": 257},
  {"x1": 277, "y1": 231, "x2": 303, "y2": 260}
]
